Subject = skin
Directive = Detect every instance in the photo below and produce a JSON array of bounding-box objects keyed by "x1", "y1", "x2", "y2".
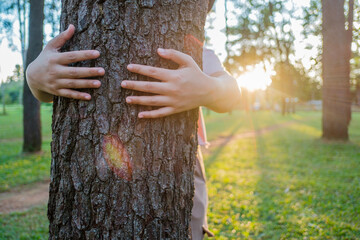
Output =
[{"x1": 26, "y1": 24, "x2": 241, "y2": 118}]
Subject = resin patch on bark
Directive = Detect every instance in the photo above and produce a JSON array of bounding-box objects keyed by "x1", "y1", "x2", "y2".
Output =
[{"x1": 102, "y1": 135, "x2": 132, "y2": 181}]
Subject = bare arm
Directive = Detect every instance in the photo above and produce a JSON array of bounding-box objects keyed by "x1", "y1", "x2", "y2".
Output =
[{"x1": 205, "y1": 70, "x2": 241, "y2": 113}]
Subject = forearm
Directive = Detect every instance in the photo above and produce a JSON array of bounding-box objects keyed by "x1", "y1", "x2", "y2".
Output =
[{"x1": 204, "y1": 72, "x2": 241, "y2": 113}]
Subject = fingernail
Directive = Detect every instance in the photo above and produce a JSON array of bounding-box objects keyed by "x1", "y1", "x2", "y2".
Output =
[
  {"x1": 126, "y1": 98, "x2": 132, "y2": 103},
  {"x1": 93, "y1": 51, "x2": 100, "y2": 57},
  {"x1": 85, "y1": 95, "x2": 91, "y2": 100},
  {"x1": 98, "y1": 69, "x2": 105, "y2": 74},
  {"x1": 93, "y1": 81, "x2": 100, "y2": 86},
  {"x1": 138, "y1": 113, "x2": 144, "y2": 118},
  {"x1": 121, "y1": 81, "x2": 127, "y2": 87},
  {"x1": 158, "y1": 48, "x2": 165, "y2": 54},
  {"x1": 127, "y1": 64, "x2": 134, "y2": 70}
]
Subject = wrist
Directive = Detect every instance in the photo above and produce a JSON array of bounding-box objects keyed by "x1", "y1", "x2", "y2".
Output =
[{"x1": 203, "y1": 75, "x2": 223, "y2": 109}]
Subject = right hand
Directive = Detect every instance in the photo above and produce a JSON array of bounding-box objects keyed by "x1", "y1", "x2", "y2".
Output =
[{"x1": 26, "y1": 24, "x2": 105, "y2": 102}]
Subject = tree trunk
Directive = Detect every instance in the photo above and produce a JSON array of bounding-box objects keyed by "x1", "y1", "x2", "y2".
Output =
[
  {"x1": 48, "y1": 0, "x2": 207, "y2": 239},
  {"x1": 23, "y1": 0, "x2": 44, "y2": 153},
  {"x1": 321, "y1": 0, "x2": 353, "y2": 140}
]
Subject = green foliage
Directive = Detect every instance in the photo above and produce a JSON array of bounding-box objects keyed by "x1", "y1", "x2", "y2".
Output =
[
  {"x1": 271, "y1": 61, "x2": 321, "y2": 101},
  {"x1": 0, "y1": 0, "x2": 61, "y2": 54},
  {"x1": 0, "y1": 65, "x2": 24, "y2": 104},
  {"x1": 224, "y1": 0, "x2": 295, "y2": 74}
]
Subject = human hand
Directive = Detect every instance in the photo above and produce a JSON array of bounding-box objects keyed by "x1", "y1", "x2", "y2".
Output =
[
  {"x1": 26, "y1": 24, "x2": 105, "y2": 102},
  {"x1": 122, "y1": 48, "x2": 219, "y2": 118}
]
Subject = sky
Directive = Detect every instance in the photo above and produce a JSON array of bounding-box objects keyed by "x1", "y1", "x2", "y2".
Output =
[{"x1": 0, "y1": 0, "x2": 318, "y2": 90}]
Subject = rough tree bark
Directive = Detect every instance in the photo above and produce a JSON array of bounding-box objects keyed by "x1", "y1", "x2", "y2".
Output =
[
  {"x1": 23, "y1": 0, "x2": 44, "y2": 153},
  {"x1": 48, "y1": 0, "x2": 207, "y2": 239},
  {"x1": 321, "y1": 0, "x2": 354, "y2": 140}
]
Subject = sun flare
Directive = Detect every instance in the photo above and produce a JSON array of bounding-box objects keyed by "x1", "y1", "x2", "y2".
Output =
[{"x1": 236, "y1": 65, "x2": 272, "y2": 92}]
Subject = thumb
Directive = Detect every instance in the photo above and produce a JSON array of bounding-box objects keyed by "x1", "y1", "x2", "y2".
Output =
[{"x1": 47, "y1": 24, "x2": 75, "y2": 50}]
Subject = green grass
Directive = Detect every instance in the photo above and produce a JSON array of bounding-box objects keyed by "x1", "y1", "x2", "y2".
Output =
[
  {"x1": 1, "y1": 106, "x2": 360, "y2": 239},
  {"x1": 0, "y1": 104, "x2": 52, "y2": 140},
  {"x1": 205, "y1": 111, "x2": 360, "y2": 239},
  {"x1": 0, "y1": 205, "x2": 48, "y2": 240},
  {"x1": 0, "y1": 104, "x2": 52, "y2": 192}
]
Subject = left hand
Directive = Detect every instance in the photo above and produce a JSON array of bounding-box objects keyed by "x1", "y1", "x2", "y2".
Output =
[{"x1": 122, "y1": 48, "x2": 218, "y2": 118}]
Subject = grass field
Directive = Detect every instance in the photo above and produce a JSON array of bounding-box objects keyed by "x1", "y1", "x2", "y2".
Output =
[{"x1": 1, "y1": 105, "x2": 359, "y2": 239}]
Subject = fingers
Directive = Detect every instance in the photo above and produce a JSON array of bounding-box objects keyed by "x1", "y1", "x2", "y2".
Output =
[
  {"x1": 57, "y1": 89, "x2": 92, "y2": 101},
  {"x1": 57, "y1": 50, "x2": 100, "y2": 65},
  {"x1": 138, "y1": 107, "x2": 175, "y2": 118},
  {"x1": 121, "y1": 80, "x2": 168, "y2": 95},
  {"x1": 47, "y1": 24, "x2": 75, "y2": 50},
  {"x1": 126, "y1": 95, "x2": 171, "y2": 107},
  {"x1": 57, "y1": 66, "x2": 105, "y2": 79},
  {"x1": 127, "y1": 64, "x2": 173, "y2": 82},
  {"x1": 56, "y1": 79, "x2": 101, "y2": 89},
  {"x1": 157, "y1": 48, "x2": 194, "y2": 67}
]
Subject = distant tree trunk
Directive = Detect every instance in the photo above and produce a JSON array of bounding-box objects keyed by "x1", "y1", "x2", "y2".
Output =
[
  {"x1": 1, "y1": 83, "x2": 6, "y2": 115},
  {"x1": 23, "y1": 0, "x2": 44, "y2": 153},
  {"x1": 48, "y1": 0, "x2": 207, "y2": 239},
  {"x1": 321, "y1": 0, "x2": 354, "y2": 140}
]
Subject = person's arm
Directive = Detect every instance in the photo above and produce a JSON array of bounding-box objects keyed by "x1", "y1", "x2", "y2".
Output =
[
  {"x1": 206, "y1": 70, "x2": 241, "y2": 113},
  {"x1": 26, "y1": 24, "x2": 105, "y2": 102},
  {"x1": 122, "y1": 48, "x2": 241, "y2": 118}
]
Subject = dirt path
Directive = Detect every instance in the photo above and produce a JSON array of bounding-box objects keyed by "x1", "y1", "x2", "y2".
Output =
[
  {"x1": 0, "y1": 180, "x2": 50, "y2": 214},
  {"x1": 0, "y1": 121, "x2": 296, "y2": 214}
]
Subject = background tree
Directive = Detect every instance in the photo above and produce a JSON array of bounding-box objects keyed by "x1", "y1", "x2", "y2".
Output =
[
  {"x1": 321, "y1": 0, "x2": 354, "y2": 140},
  {"x1": 0, "y1": 0, "x2": 60, "y2": 152},
  {"x1": 48, "y1": 0, "x2": 207, "y2": 238},
  {"x1": 22, "y1": 0, "x2": 45, "y2": 152},
  {"x1": 303, "y1": 0, "x2": 359, "y2": 140}
]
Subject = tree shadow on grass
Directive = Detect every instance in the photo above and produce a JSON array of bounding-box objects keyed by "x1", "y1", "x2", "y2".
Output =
[{"x1": 204, "y1": 121, "x2": 246, "y2": 169}]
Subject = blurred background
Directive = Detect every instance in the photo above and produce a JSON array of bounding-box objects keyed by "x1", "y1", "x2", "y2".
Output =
[{"x1": 0, "y1": 0, "x2": 359, "y2": 239}]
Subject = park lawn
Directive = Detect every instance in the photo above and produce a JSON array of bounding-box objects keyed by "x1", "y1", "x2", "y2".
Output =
[
  {"x1": 205, "y1": 111, "x2": 360, "y2": 239},
  {"x1": 1, "y1": 106, "x2": 360, "y2": 239},
  {"x1": 0, "y1": 104, "x2": 52, "y2": 192},
  {"x1": 0, "y1": 205, "x2": 48, "y2": 240}
]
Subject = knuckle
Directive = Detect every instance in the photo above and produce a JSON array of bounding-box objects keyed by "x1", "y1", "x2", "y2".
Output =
[
  {"x1": 66, "y1": 81, "x2": 76, "y2": 89},
  {"x1": 48, "y1": 67, "x2": 58, "y2": 77},
  {"x1": 69, "y1": 68, "x2": 78, "y2": 77},
  {"x1": 149, "y1": 98, "x2": 156, "y2": 105},
  {"x1": 148, "y1": 68, "x2": 157, "y2": 77},
  {"x1": 144, "y1": 82, "x2": 152, "y2": 91},
  {"x1": 48, "y1": 56, "x2": 57, "y2": 64},
  {"x1": 67, "y1": 53, "x2": 77, "y2": 62}
]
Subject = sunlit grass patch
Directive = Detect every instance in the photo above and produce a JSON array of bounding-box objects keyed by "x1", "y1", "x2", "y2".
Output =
[
  {"x1": 0, "y1": 141, "x2": 51, "y2": 192},
  {"x1": 205, "y1": 112, "x2": 360, "y2": 239}
]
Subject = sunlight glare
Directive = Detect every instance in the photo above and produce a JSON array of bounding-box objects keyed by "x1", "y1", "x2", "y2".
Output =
[{"x1": 236, "y1": 65, "x2": 272, "y2": 92}]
